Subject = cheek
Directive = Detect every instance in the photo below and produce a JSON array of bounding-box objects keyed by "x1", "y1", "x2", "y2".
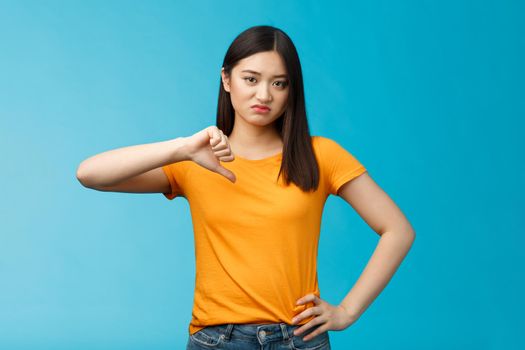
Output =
[
  {"x1": 230, "y1": 94, "x2": 248, "y2": 112},
  {"x1": 230, "y1": 86, "x2": 252, "y2": 105},
  {"x1": 276, "y1": 93, "x2": 289, "y2": 108}
]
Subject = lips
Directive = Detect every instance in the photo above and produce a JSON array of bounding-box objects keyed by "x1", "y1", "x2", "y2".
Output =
[{"x1": 251, "y1": 104, "x2": 271, "y2": 111}]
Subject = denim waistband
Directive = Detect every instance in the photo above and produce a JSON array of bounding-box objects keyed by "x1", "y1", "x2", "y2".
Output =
[{"x1": 207, "y1": 322, "x2": 302, "y2": 342}]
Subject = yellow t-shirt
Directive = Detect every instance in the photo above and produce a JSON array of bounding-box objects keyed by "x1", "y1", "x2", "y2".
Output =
[{"x1": 161, "y1": 135, "x2": 367, "y2": 335}]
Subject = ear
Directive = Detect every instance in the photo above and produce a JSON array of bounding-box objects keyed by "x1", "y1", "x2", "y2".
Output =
[{"x1": 221, "y1": 67, "x2": 231, "y2": 93}]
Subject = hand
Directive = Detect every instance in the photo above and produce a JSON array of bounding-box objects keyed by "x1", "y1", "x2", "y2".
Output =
[
  {"x1": 291, "y1": 293, "x2": 358, "y2": 342},
  {"x1": 184, "y1": 125, "x2": 236, "y2": 183}
]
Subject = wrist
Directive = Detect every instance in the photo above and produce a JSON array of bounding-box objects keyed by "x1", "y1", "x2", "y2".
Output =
[
  {"x1": 338, "y1": 303, "x2": 361, "y2": 323},
  {"x1": 168, "y1": 137, "x2": 192, "y2": 162}
]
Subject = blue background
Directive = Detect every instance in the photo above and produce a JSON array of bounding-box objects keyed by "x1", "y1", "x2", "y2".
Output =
[{"x1": 1, "y1": 0, "x2": 523, "y2": 349}]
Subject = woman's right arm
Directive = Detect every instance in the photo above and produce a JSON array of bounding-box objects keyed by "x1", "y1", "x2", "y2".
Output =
[
  {"x1": 76, "y1": 137, "x2": 190, "y2": 193},
  {"x1": 76, "y1": 126, "x2": 236, "y2": 194}
]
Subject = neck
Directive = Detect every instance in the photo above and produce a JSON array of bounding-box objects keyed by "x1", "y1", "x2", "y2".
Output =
[{"x1": 227, "y1": 114, "x2": 283, "y2": 154}]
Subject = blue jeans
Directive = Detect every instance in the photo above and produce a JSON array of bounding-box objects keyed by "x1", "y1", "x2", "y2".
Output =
[{"x1": 186, "y1": 322, "x2": 331, "y2": 349}]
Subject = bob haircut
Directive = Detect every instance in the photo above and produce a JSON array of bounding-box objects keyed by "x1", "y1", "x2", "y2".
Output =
[{"x1": 217, "y1": 25, "x2": 320, "y2": 192}]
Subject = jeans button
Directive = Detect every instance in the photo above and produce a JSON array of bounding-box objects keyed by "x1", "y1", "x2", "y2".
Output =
[{"x1": 259, "y1": 330, "x2": 266, "y2": 338}]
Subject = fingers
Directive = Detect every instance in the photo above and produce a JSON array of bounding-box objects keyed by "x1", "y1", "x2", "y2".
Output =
[
  {"x1": 209, "y1": 127, "x2": 226, "y2": 150},
  {"x1": 293, "y1": 316, "x2": 324, "y2": 337},
  {"x1": 209, "y1": 127, "x2": 222, "y2": 147},
  {"x1": 209, "y1": 127, "x2": 234, "y2": 162},
  {"x1": 296, "y1": 293, "x2": 319, "y2": 306},
  {"x1": 206, "y1": 126, "x2": 236, "y2": 182},
  {"x1": 292, "y1": 306, "x2": 320, "y2": 326},
  {"x1": 302, "y1": 324, "x2": 329, "y2": 342},
  {"x1": 292, "y1": 294, "x2": 325, "y2": 336}
]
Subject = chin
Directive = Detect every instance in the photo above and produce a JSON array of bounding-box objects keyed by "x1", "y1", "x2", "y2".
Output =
[
  {"x1": 235, "y1": 109, "x2": 281, "y2": 126},
  {"x1": 249, "y1": 118, "x2": 275, "y2": 127},
  {"x1": 245, "y1": 119, "x2": 276, "y2": 129}
]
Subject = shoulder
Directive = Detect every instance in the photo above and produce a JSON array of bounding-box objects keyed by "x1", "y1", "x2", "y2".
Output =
[
  {"x1": 311, "y1": 135, "x2": 327, "y2": 148},
  {"x1": 311, "y1": 135, "x2": 338, "y2": 144},
  {"x1": 311, "y1": 135, "x2": 363, "y2": 165},
  {"x1": 311, "y1": 135, "x2": 343, "y2": 152}
]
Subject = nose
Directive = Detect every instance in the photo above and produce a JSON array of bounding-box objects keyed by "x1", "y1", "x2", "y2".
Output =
[{"x1": 255, "y1": 83, "x2": 272, "y2": 102}]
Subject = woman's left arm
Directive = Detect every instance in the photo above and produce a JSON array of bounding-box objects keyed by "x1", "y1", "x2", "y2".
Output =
[
  {"x1": 292, "y1": 171, "x2": 416, "y2": 341},
  {"x1": 336, "y1": 171, "x2": 416, "y2": 321}
]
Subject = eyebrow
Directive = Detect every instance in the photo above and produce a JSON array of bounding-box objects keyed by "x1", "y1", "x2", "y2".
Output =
[{"x1": 241, "y1": 69, "x2": 288, "y2": 78}]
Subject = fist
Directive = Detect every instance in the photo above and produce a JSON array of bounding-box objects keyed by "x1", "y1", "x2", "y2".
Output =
[{"x1": 184, "y1": 126, "x2": 236, "y2": 183}]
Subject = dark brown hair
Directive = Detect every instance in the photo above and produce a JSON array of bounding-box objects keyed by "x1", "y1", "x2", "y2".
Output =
[{"x1": 216, "y1": 25, "x2": 320, "y2": 192}]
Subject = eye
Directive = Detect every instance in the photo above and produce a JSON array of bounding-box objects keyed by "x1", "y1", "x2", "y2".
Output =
[{"x1": 243, "y1": 77, "x2": 288, "y2": 88}]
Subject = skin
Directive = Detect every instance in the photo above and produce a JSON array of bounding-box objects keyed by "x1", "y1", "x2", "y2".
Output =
[
  {"x1": 77, "y1": 49, "x2": 416, "y2": 344},
  {"x1": 220, "y1": 50, "x2": 289, "y2": 158},
  {"x1": 291, "y1": 174, "x2": 415, "y2": 341},
  {"x1": 219, "y1": 50, "x2": 416, "y2": 342},
  {"x1": 168, "y1": 50, "x2": 292, "y2": 185}
]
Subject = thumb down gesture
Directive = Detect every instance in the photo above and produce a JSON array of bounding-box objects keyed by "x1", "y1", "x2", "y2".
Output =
[{"x1": 184, "y1": 125, "x2": 236, "y2": 183}]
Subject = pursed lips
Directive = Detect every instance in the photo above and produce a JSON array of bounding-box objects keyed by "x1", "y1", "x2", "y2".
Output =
[{"x1": 251, "y1": 104, "x2": 271, "y2": 111}]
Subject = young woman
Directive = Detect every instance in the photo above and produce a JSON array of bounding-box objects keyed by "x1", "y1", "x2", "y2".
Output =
[{"x1": 77, "y1": 25, "x2": 415, "y2": 350}]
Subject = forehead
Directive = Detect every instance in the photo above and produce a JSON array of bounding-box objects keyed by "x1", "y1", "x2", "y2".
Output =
[{"x1": 234, "y1": 51, "x2": 287, "y2": 75}]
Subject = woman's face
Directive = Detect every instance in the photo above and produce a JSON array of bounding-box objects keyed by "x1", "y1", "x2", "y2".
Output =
[{"x1": 221, "y1": 50, "x2": 289, "y2": 128}]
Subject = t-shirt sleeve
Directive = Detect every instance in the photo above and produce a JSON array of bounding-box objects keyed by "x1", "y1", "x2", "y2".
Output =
[
  {"x1": 161, "y1": 160, "x2": 189, "y2": 200},
  {"x1": 318, "y1": 136, "x2": 367, "y2": 196}
]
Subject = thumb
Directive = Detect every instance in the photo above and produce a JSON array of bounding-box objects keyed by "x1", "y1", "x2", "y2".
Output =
[{"x1": 215, "y1": 165, "x2": 236, "y2": 183}]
